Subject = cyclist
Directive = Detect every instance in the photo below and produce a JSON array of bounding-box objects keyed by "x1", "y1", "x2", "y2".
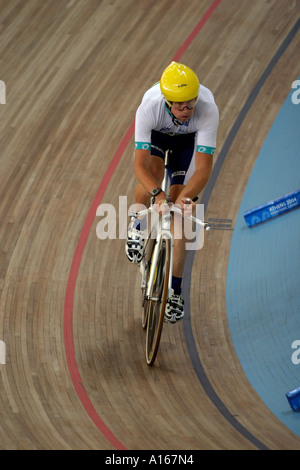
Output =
[{"x1": 126, "y1": 61, "x2": 219, "y2": 323}]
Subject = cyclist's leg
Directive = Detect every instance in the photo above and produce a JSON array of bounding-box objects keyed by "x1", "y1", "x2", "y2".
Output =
[
  {"x1": 161, "y1": 183, "x2": 187, "y2": 322},
  {"x1": 164, "y1": 136, "x2": 196, "y2": 321},
  {"x1": 169, "y1": 183, "x2": 189, "y2": 279},
  {"x1": 167, "y1": 134, "x2": 196, "y2": 279}
]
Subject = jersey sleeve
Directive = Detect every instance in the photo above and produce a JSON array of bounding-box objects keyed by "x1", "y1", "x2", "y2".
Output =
[
  {"x1": 135, "y1": 101, "x2": 155, "y2": 151},
  {"x1": 195, "y1": 102, "x2": 219, "y2": 156}
]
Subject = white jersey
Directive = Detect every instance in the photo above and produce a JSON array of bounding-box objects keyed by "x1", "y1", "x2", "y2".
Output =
[{"x1": 135, "y1": 82, "x2": 219, "y2": 155}]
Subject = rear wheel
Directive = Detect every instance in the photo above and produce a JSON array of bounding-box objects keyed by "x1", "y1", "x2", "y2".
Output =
[{"x1": 145, "y1": 238, "x2": 171, "y2": 366}]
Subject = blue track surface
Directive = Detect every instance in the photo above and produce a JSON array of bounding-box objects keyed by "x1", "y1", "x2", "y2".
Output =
[{"x1": 226, "y1": 80, "x2": 300, "y2": 437}]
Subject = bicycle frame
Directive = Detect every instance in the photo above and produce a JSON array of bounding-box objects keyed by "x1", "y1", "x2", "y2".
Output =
[
  {"x1": 147, "y1": 215, "x2": 174, "y2": 302},
  {"x1": 130, "y1": 150, "x2": 210, "y2": 306}
]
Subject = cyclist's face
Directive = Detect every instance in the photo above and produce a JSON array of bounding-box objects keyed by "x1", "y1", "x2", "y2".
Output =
[{"x1": 170, "y1": 98, "x2": 197, "y2": 121}]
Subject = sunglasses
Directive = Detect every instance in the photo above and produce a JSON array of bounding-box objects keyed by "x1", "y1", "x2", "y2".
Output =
[{"x1": 166, "y1": 97, "x2": 197, "y2": 111}]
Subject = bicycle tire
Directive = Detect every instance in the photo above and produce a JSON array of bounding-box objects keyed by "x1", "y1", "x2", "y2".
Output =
[
  {"x1": 141, "y1": 289, "x2": 149, "y2": 330},
  {"x1": 141, "y1": 237, "x2": 155, "y2": 329},
  {"x1": 145, "y1": 237, "x2": 171, "y2": 366}
]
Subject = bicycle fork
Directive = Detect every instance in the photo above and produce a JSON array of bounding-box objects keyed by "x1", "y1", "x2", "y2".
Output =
[{"x1": 145, "y1": 230, "x2": 174, "y2": 302}]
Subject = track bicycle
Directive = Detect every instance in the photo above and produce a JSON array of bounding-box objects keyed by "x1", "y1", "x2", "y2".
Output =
[{"x1": 129, "y1": 150, "x2": 210, "y2": 366}]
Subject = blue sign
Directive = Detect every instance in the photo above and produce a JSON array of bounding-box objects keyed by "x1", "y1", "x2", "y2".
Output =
[
  {"x1": 286, "y1": 387, "x2": 300, "y2": 411},
  {"x1": 243, "y1": 189, "x2": 300, "y2": 227}
]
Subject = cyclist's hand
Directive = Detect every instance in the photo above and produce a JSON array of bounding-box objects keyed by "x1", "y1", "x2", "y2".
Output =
[
  {"x1": 175, "y1": 196, "x2": 195, "y2": 216},
  {"x1": 153, "y1": 193, "x2": 170, "y2": 213}
]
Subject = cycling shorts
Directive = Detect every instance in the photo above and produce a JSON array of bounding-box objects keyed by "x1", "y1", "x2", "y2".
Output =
[{"x1": 150, "y1": 130, "x2": 196, "y2": 186}]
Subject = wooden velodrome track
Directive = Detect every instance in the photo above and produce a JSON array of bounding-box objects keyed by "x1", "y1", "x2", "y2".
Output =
[{"x1": 0, "y1": 0, "x2": 300, "y2": 450}]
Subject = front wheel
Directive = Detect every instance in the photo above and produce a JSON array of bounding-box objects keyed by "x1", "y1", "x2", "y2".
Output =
[
  {"x1": 141, "y1": 237, "x2": 155, "y2": 330},
  {"x1": 145, "y1": 238, "x2": 171, "y2": 366}
]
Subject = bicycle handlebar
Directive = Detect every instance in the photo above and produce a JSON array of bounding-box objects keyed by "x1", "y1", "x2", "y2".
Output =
[
  {"x1": 171, "y1": 205, "x2": 210, "y2": 231},
  {"x1": 129, "y1": 202, "x2": 210, "y2": 231}
]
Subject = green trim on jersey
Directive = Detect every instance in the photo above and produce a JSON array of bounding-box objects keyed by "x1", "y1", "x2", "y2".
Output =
[
  {"x1": 135, "y1": 142, "x2": 151, "y2": 150},
  {"x1": 196, "y1": 145, "x2": 215, "y2": 155}
]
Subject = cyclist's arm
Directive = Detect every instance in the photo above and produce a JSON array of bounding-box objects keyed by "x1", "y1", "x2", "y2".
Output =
[
  {"x1": 177, "y1": 151, "x2": 213, "y2": 203},
  {"x1": 134, "y1": 148, "x2": 166, "y2": 199},
  {"x1": 179, "y1": 101, "x2": 218, "y2": 204}
]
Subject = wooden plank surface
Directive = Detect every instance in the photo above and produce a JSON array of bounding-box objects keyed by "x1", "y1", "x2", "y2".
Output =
[{"x1": 0, "y1": 0, "x2": 299, "y2": 449}]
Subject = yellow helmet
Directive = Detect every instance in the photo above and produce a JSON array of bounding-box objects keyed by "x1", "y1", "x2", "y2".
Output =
[{"x1": 160, "y1": 61, "x2": 199, "y2": 102}]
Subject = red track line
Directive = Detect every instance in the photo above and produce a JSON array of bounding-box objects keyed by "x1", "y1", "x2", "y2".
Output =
[
  {"x1": 63, "y1": 0, "x2": 222, "y2": 451},
  {"x1": 172, "y1": 0, "x2": 222, "y2": 62}
]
